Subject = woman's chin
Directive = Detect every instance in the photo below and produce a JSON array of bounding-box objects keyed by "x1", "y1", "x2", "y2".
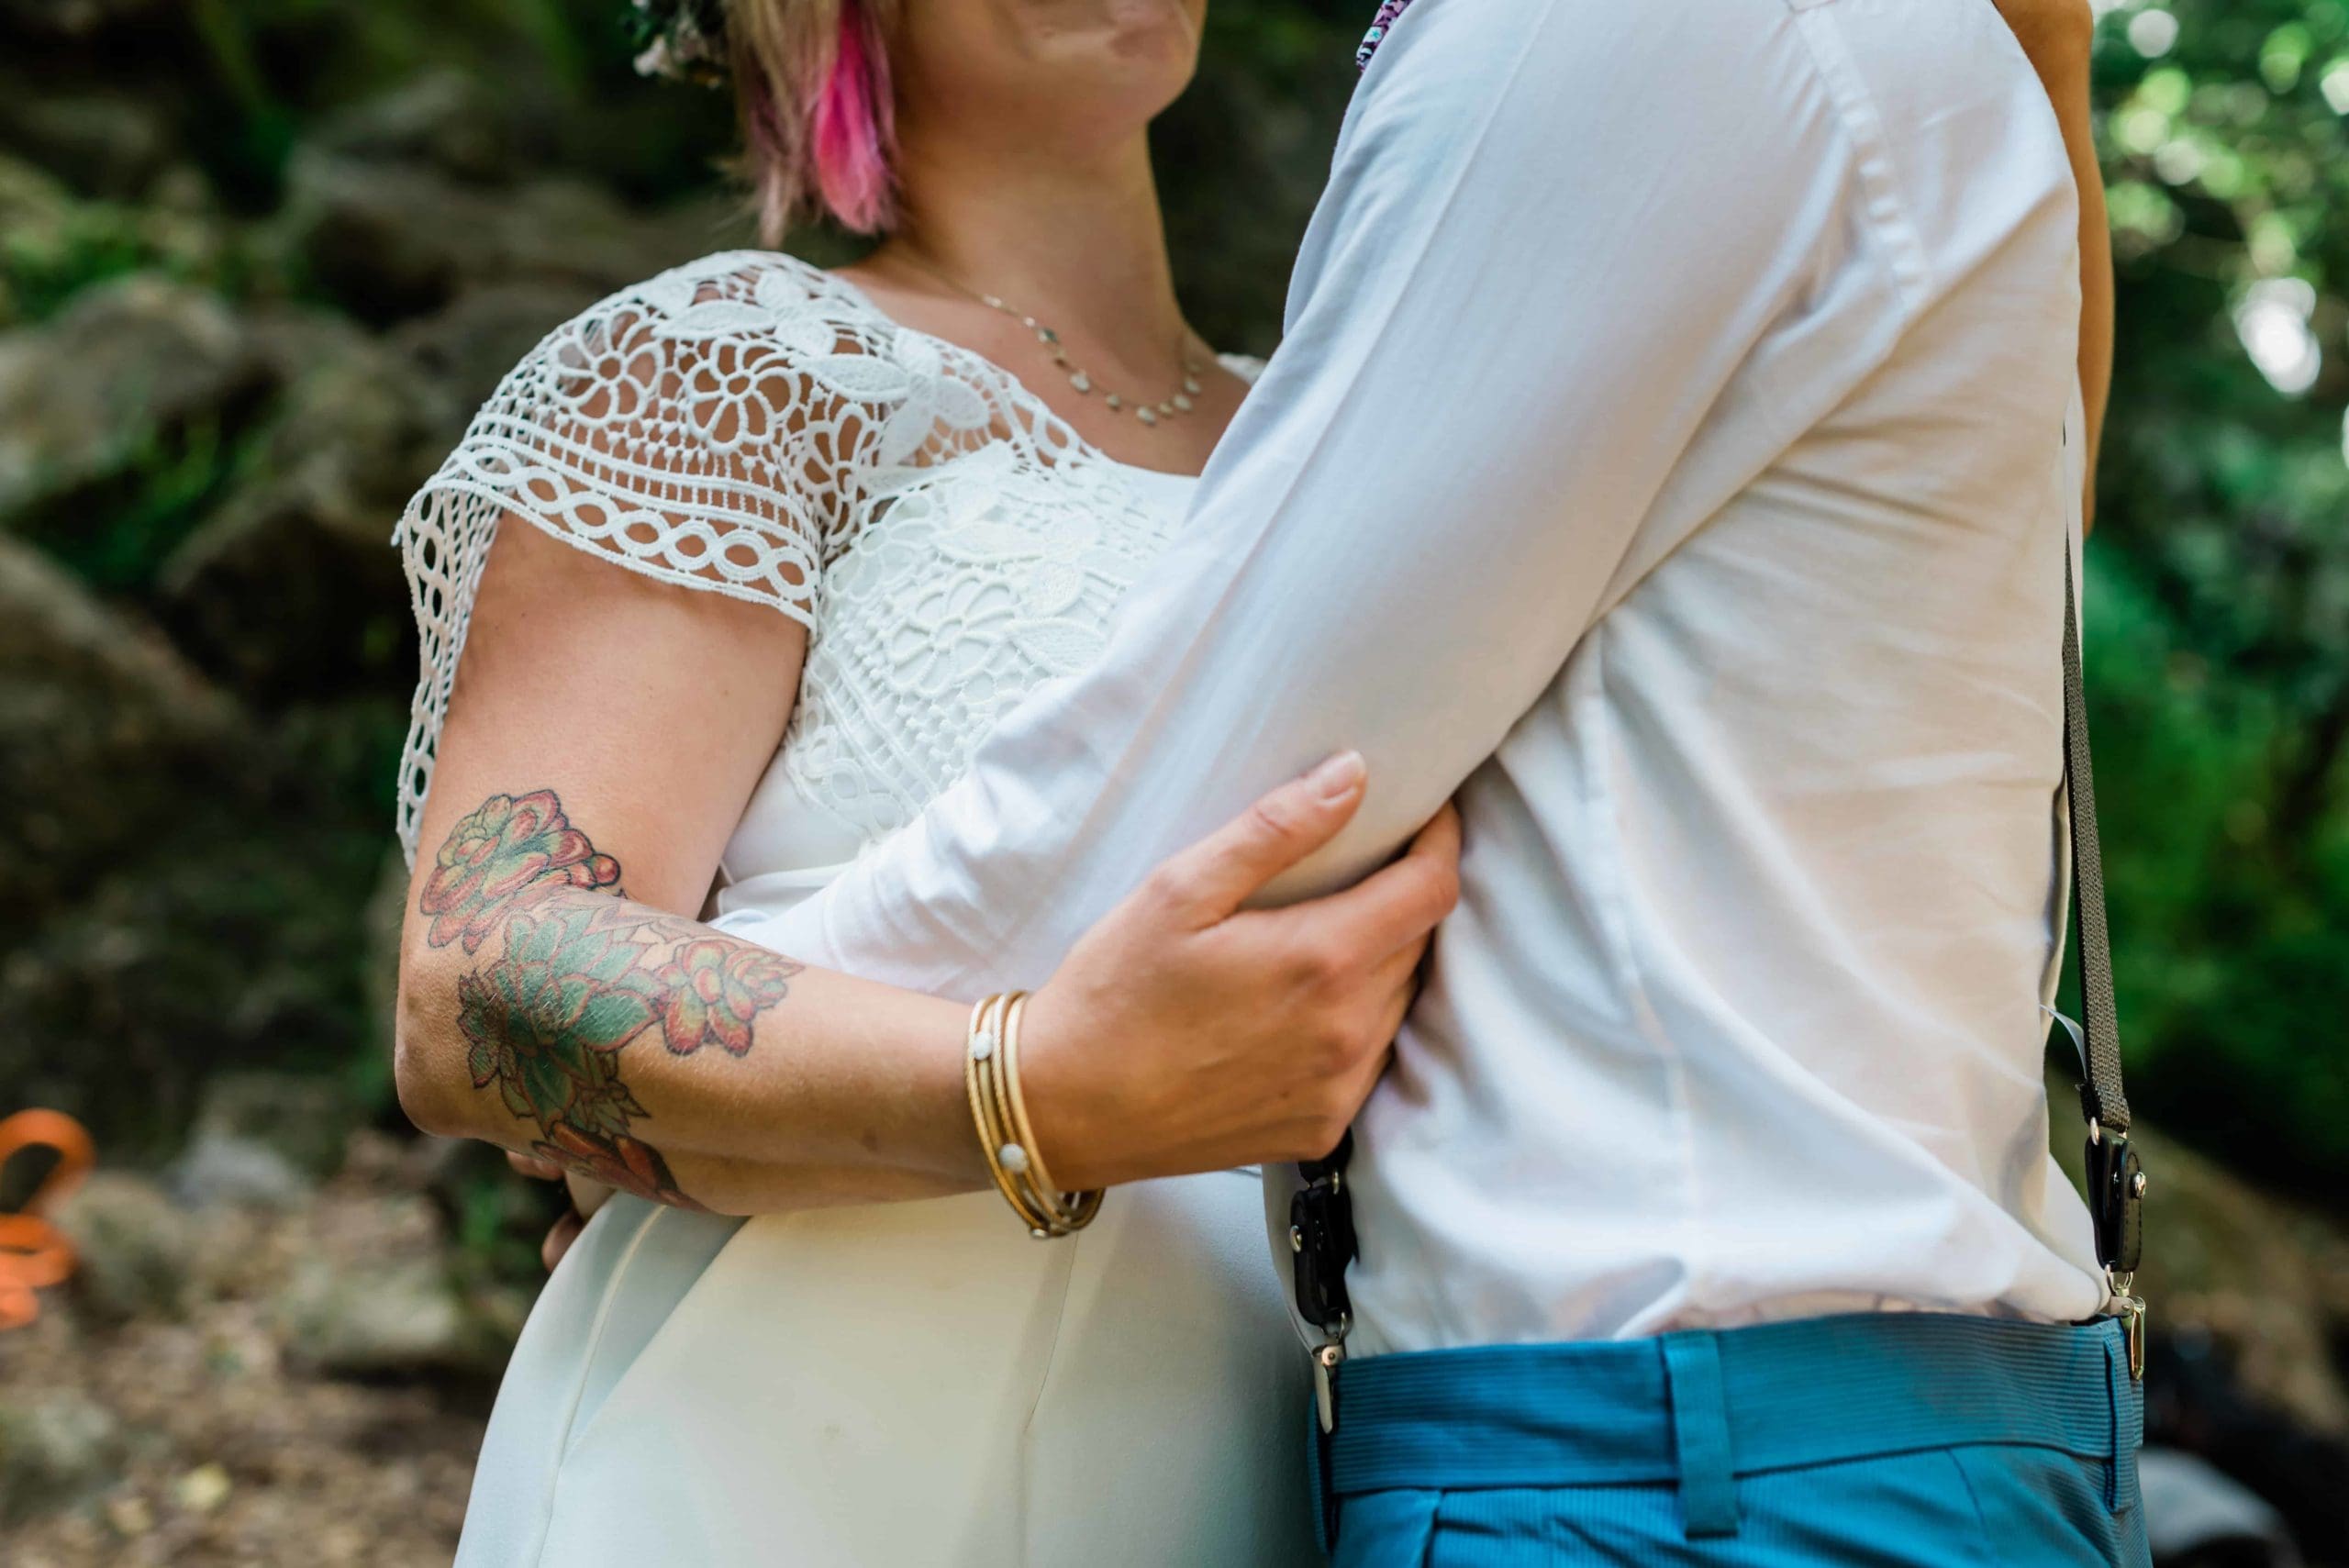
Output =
[{"x1": 1040, "y1": 0, "x2": 1201, "y2": 78}]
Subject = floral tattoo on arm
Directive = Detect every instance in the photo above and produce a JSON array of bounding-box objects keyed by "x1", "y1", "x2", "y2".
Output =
[{"x1": 417, "y1": 790, "x2": 802, "y2": 1209}]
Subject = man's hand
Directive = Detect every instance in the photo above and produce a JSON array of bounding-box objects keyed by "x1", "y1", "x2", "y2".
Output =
[{"x1": 1020, "y1": 755, "x2": 1462, "y2": 1191}]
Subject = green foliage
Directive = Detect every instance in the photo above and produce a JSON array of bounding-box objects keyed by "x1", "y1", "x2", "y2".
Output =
[
  {"x1": 2087, "y1": 1, "x2": 2349, "y2": 1194},
  {"x1": 17, "y1": 416, "x2": 252, "y2": 592},
  {"x1": 0, "y1": 164, "x2": 252, "y2": 329}
]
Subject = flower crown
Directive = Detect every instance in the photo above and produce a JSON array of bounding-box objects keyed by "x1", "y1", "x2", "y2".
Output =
[{"x1": 627, "y1": 0, "x2": 729, "y2": 84}]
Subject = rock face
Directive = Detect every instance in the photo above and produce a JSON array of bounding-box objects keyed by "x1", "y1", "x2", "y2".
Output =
[
  {"x1": 274, "y1": 1255, "x2": 507, "y2": 1380},
  {"x1": 2123, "y1": 1128, "x2": 2349, "y2": 1434},
  {"x1": 49, "y1": 1173, "x2": 197, "y2": 1324},
  {"x1": 2138, "y1": 1447, "x2": 2300, "y2": 1564},
  {"x1": 0, "y1": 533, "x2": 245, "y2": 912},
  {"x1": 0, "y1": 0, "x2": 173, "y2": 38},
  {"x1": 266, "y1": 1182, "x2": 522, "y2": 1382},
  {"x1": 0, "y1": 153, "x2": 234, "y2": 333},
  {"x1": 0, "y1": 83, "x2": 174, "y2": 197},
  {"x1": 0, "y1": 274, "x2": 270, "y2": 526},
  {"x1": 167, "y1": 1134, "x2": 313, "y2": 1214},
  {"x1": 163, "y1": 1069, "x2": 359, "y2": 1213},
  {"x1": 0, "y1": 535, "x2": 284, "y2": 1155},
  {"x1": 309, "y1": 69, "x2": 512, "y2": 185},
  {"x1": 184, "y1": 1073, "x2": 357, "y2": 1184},
  {"x1": 0, "y1": 1392, "x2": 123, "y2": 1524},
  {"x1": 155, "y1": 324, "x2": 441, "y2": 699},
  {"x1": 0, "y1": 4, "x2": 773, "y2": 1178},
  {"x1": 278, "y1": 150, "x2": 747, "y2": 328},
  {"x1": 0, "y1": 11, "x2": 1130, "y2": 1565}
]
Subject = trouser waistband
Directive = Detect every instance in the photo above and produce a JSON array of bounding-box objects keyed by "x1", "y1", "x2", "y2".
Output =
[{"x1": 1326, "y1": 1312, "x2": 2142, "y2": 1537}]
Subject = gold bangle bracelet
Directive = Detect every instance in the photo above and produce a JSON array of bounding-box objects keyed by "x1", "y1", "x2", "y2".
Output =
[
  {"x1": 1000, "y1": 993, "x2": 1103, "y2": 1232},
  {"x1": 966, "y1": 995, "x2": 1054, "y2": 1234},
  {"x1": 963, "y1": 991, "x2": 1101, "y2": 1238},
  {"x1": 984, "y1": 997, "x2": 1056, "y2": 1231}
]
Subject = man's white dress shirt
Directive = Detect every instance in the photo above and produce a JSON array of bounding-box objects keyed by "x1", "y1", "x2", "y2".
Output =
[{"x1": 740, "y1": 0, "x2": 2111, "y2": 1355}]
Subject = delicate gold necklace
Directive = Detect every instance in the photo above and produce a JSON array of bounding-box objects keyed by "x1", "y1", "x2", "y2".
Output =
[{"x1": 896, "y1": 252, "x2": 1206, "y2": 428}]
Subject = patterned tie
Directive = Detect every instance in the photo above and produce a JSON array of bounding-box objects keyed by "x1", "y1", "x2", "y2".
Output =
[{"x1": 1356, "y1": 0, "x2": 1417, "y2": 71}]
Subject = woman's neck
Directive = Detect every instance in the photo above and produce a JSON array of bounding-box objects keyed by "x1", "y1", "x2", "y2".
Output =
[{"x1": 872, "y1": 134, "x2": 1189, "y2": 369}]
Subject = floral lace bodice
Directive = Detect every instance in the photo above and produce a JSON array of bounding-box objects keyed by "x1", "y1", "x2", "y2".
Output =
[{"x1": 394, "y1": 250, "x2": 1253, "y2": 892}]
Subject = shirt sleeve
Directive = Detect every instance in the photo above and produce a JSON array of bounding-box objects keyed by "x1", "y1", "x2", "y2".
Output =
[{"x1": 740, "y1": 0, "x2": 1889, "y2": 992}]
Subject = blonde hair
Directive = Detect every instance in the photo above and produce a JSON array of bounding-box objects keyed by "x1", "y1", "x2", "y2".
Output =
[{"x1": 728, "y1": 0, "x2": 901, "y2": 243}]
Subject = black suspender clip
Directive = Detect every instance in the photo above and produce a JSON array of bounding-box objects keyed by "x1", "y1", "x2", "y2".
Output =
[
  {"x1": 1292, "y1": 1130, "x2": 1357, "y2": 1445},
  {"x1": 1290, "y1": 1130, "x2": 1358, "y2": 1348}
]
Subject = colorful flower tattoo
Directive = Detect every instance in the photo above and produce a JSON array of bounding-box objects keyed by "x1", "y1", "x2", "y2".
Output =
[
  {"x1": 422, "y1": 790, "x2": 802, "y2": 1210},
  {"x1": 417, "y1": 790, "x2": 621, "y2": 952},
  {"x1": 656, "y1": 940, "x2": 801, "y2": 1057}
]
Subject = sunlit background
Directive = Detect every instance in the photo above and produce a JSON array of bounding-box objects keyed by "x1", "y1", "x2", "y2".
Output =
[{"x1": 0, "y1": 1, "x2": 2343, "y2": 1562}]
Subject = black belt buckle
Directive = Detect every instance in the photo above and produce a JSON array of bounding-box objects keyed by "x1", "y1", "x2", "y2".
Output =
[
  {"x1": 1290, "y1": 1135, "x2": 1358, "y2": 1338},
  {"x1": 2085, "y1": 1124, "x2": 2144, "y2": 1279}
]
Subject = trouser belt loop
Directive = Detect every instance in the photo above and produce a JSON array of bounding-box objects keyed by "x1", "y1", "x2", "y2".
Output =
[
  {"x1": 1308, "y1": 1364, "x2": 1340, "y2": 1555},
  {"x1": 2102, "y1": 1326, "x2": 2142, "y2": 1515},
  {"x1": 1661, "y1": 1331, "x2": 1742, "y2": 1539}
]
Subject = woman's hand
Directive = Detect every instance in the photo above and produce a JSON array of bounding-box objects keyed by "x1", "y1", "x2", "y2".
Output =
[
  {"x1": 1021, "y1": 752, "x2": 1461, "y2": 1191},
  {"x1": 501, "y1": 1152, "x2": 608, "y2": 1271}
]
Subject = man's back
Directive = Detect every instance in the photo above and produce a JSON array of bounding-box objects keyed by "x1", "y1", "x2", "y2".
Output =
[
  {"x1": 1308, "y1": 0, "x2": 2105, "y2": 1353},
  {"x1": 751, "y1": 1, "x2": 2144, "y2": 1557},
  {"x1": 767, "y1": 0, "x2": 2107, "y2": 1348}
]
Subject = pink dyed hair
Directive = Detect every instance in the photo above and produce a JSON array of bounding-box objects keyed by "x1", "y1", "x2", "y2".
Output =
[{"x1": 730, "y1": 0, "x2": 899, "y2": 243}]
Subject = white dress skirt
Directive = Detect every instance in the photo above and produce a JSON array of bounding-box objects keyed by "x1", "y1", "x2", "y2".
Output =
[
  {"x1": 456, "y1": 1178, "x2": 1312, "y2": 1565},
  {"x1": 392, "y1": 253, "x2": 1317, "y2": 1566}
]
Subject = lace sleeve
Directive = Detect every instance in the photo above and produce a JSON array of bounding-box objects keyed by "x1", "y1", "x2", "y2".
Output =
[{"x1": 392, "y1": 253, "x2": 904, "y2": 861}]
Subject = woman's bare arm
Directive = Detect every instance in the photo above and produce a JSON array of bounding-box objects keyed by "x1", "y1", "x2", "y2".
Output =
[
  {"x1": 389, "y1": 518, "x2": 979, "y2": 1210},
  {"x1": 1998, "y1": 0, "x2": 2113, "y2": 524},
  {"x1": 393, "y1": 519, "x2": 1457, "y2": 1215}
]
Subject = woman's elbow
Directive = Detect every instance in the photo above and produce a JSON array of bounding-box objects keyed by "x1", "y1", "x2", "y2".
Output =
[{"x1": 392, "y1": 956, "x2": 473, "y2": 1139}]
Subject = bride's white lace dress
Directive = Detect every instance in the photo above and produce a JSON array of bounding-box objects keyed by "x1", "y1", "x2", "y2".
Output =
[{"x1": 395, "y1": 251, "x2": 1316, "y2": 1566}]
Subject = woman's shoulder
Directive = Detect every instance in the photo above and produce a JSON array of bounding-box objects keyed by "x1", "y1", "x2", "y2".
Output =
[
  {"x1": 594, "y1": 249, "x2": 869, "y2": 326},
  {"x1": 514, "y1": 250, "x2": 897, "y2": 382},
  {"x1": 436, "y1": 248, "x2": 942, "y2": 496},
  {"x1": 402, "y1": 250, "x2": 912, "y2": 624},
  {"x1": 486, "y1": 250, "x2": 1085, "y2": 484}
]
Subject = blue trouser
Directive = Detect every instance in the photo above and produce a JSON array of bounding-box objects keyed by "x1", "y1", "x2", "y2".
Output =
[{"x1": 1317, "y1": 1312, "x2": 2150, "y2": 1565}]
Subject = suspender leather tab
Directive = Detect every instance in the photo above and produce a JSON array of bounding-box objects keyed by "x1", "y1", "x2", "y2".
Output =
[
  {"x1": 2086, "y1": 1123, "x2": 2144, "y2": 1283},
  {"x1": 1291, "y1": 1131, "x2": 1358, "y2": 1349}
]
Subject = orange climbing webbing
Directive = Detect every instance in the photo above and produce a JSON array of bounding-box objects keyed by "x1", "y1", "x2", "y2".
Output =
[{"x1": 0, "y1": 1109, "x2": 95, "y2": 1330}]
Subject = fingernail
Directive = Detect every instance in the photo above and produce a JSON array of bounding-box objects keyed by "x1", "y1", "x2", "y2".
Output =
[{"x1": 1308, "y1": 750, "x2": 1365, "y2": 800}]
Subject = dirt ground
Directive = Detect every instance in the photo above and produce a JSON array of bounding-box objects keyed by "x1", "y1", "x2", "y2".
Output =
[{"x1": 1, "y1": 1136, "x2": 507, "y2": 1568}]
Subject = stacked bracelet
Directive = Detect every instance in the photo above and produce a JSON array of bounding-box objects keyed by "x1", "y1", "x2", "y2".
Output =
[{"x1": 965, "y1": 992, "x2": 1103, "y2": 1239}]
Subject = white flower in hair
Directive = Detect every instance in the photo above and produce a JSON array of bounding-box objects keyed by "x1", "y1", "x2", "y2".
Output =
[{"x1": 628, "y1": 0, "x2": 727, "y2": 84}]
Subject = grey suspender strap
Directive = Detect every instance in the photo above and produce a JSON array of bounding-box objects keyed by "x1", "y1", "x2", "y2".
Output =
[
  {"x1": 2063, "y1": 553, "x2": 2128, "y2": 1139},
  {"x1": 2063, "y1": 548, "x2": 2148, "y2": 1376}
]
